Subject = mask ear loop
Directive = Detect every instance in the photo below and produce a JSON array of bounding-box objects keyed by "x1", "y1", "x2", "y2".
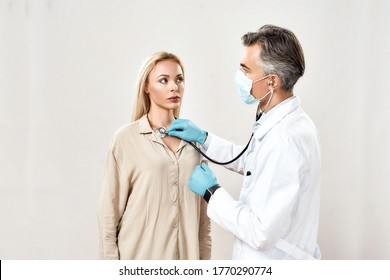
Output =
[{"x1": 259, "y1": 82, "x2": 275, "y2": 114}]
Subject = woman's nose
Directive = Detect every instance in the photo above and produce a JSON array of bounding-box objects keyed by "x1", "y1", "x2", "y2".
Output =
[{"x1": 169, "y1": 80, "x2": 179, "y2": 91}]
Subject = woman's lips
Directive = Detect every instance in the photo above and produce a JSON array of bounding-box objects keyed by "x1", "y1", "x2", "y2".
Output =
[{"x1": 168, "y1": 96, "x2": 181, "y2": 102}]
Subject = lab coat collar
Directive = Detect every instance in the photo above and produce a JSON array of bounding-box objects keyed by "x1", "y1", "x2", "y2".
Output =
[{"x1": 253, "y1": 96, "x2": 300, "y2": 140}]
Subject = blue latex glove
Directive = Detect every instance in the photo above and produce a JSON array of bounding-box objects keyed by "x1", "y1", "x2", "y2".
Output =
[
  {"x1": 166, "y1": 118, "x2": 207, "y2": 144},
  {"x1": 189, "y1": 163, "x2": 219, "y2": 196}
]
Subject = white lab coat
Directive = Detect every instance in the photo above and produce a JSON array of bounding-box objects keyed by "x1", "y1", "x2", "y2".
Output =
[{"x1": 203, "y1": 97, "x2": 321, "y2": 260}]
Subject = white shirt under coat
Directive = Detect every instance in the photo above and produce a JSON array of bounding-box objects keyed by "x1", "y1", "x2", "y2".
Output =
[{"x1": 202, "y1": 96, "x2": 321, "y2": 260}]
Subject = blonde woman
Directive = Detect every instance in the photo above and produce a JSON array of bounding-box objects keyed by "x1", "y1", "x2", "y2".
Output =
[{"x1": 99, "y1": 52, "x2": 211, "y2": 260}]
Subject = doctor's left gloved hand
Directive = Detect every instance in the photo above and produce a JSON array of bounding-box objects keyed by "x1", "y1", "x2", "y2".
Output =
[{"x1": 189, "y1": 163, "x2": 219, "y2": 196}]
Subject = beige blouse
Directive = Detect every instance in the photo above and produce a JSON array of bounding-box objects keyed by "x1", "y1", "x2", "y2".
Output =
[{"x1": 99, "y1": 115, "x2": 211, "y2": 260}]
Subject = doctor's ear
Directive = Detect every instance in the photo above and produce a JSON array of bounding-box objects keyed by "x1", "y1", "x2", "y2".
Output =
[{"x1": 268, "y1": 76, "x2": 279, "y2": 89}]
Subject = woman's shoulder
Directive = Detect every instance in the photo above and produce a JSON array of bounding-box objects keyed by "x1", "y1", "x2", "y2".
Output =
[{"x1": 110, "y1": 118, "x2": 142, "y2": 147}]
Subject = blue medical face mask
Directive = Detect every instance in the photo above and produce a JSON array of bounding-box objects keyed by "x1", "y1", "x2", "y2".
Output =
[{"x1": 235, "y1": 70, "x2": 270, "y2": 105}]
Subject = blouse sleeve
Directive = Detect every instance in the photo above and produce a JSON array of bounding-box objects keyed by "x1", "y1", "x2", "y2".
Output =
[
  {"x1": 98, "y1": 145, "x2": 131, "y2": 259},
  {"x1": 198, "y1": 197, "x2": 211, "y2": 260}
]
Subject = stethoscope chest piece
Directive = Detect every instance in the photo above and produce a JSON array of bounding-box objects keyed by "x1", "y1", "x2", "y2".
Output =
[{"x1": 155, "y1": 127, "x2": 167, "y2": 138}]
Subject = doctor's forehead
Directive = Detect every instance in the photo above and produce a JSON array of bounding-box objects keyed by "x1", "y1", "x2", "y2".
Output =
[{"x1": 240, "y1": 45, "x2": 261, "y2": 71}]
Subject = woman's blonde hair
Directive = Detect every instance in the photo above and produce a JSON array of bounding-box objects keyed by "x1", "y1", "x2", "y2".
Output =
[{"x1": 132, "y1": 52, "x2": 185, "y2": 121}]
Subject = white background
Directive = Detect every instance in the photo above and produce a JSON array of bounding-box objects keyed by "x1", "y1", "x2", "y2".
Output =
[{"x1": 0, "y1": 0, "x2": 389, "y2": 259}]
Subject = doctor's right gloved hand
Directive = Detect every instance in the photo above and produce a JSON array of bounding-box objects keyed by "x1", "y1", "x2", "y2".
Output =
[{"x1": 166, "y1": 118, "x2": 207, "y2": 144}]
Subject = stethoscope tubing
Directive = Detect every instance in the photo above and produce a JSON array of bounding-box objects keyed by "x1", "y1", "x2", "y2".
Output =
[
  {"x1": 186, "y1": 134, "x2": 254, "y2": 165},
  {"x1": 155, "y1": 126, "x2": 254, "y2": 165}
]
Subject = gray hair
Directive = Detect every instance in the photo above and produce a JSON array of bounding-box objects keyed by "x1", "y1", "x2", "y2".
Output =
[{"x1": 242, "y1": 25, "x2": 305, "y2": 91}]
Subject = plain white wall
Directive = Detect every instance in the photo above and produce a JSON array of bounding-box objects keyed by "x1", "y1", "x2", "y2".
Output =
[{"x1": 1, "y1": 0, "x2": 389, "y2": 259}]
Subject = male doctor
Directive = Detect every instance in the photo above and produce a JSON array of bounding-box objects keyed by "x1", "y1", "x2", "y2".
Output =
[{"x1": 167, "y1": 25, "x2": 321, "y2": 260}]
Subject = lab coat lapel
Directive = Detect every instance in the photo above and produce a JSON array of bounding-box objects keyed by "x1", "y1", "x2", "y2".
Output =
[{"x1": 253, "y1": 97, "x2": 300, "y2": 140}]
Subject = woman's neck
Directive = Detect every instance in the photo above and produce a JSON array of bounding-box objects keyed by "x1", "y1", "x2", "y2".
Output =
[{"x1": 147, "y1": 108, "x2": 175, "y2": 129}]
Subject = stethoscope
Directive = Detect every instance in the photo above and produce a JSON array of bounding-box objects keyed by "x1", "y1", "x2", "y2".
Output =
[{"x1": 154, "y1": 126, "x2": 254, "y2": 165}]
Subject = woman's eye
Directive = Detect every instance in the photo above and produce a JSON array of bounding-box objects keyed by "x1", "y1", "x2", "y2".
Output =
[
  {"x1": 159, "y1": 78, "x2": 168, "y2": 84},
  {"x1": 176, "y1": 77, "x2": 184, "y2": 83}
]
